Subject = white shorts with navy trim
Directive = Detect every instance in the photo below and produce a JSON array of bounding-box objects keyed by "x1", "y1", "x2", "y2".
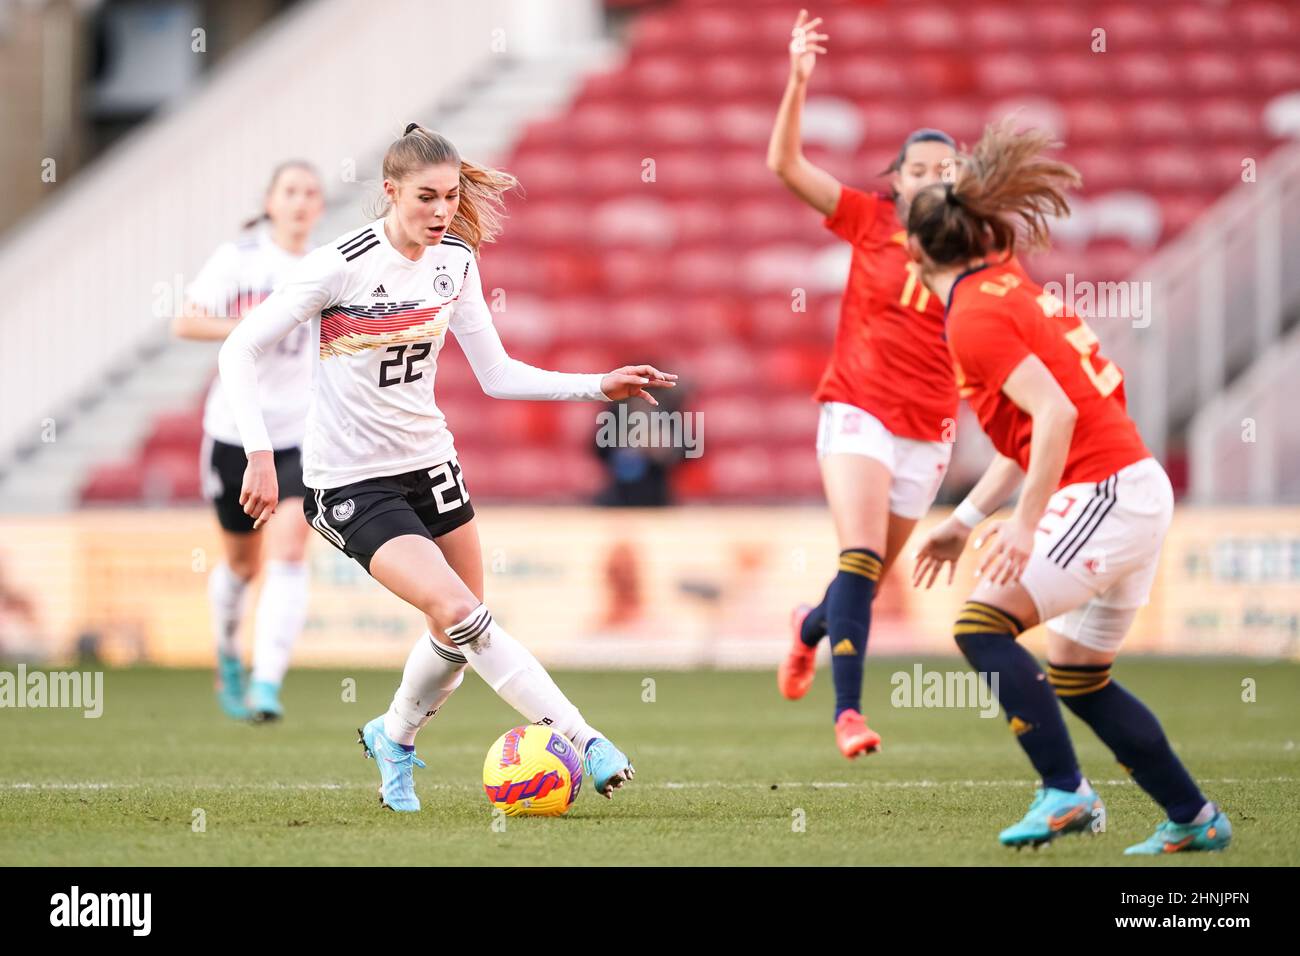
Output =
[{"x1": 1020, "y1": 457, "x2": 1173, "y2": 653}]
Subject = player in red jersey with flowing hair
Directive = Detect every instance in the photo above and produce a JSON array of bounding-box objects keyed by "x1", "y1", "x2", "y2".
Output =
[
  {"x1": 907, "y1": 119, "x2": 1231, "y2": 855},
  {"x1": 766, "y1": 10, "x2": 959, "y2": 757}
]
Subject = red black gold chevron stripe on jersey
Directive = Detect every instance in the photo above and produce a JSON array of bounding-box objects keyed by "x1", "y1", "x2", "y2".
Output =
[{"x1": 319, "y1": 301, "x2": 451, "y2": 358}]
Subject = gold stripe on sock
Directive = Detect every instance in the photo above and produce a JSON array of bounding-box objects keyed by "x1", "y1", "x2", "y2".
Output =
[
  {"x1": 956, "y1": 604, "x2": 1020, "y2": 636},
  {"x1": 957, "y1": 608, "x2": 1011, "y2": 631},
  {"x1": 839, "y1": 552, "x2": 883, "y2": 575},
  {"x1": 1047, "y1": 664, "x2": 1111, "y2": 696},
  {"x1": 838, "y1": 558, "x2": 882, "y2": 581},
  {"x1": 964, "y1": 601, "x2": 1021, "y2": 635}
]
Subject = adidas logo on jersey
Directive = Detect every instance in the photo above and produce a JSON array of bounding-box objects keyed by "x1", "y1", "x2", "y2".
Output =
[{"x1": 371, "y1": 284, "x2": 389, "y2": 298}]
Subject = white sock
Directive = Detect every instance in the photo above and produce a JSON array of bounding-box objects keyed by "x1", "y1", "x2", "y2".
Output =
[
  {"x1": 208, "y1": 562, "x2": 252, "y2": 659},
  {"x1": 384, "y1": 632, "x2": 467, "y2": 745},
  {"x1": 251, "y1": 560, "x2": 309, "y2": 686},
  {"x1": 1076, "y1": 777, "x2": 1094, "y2": 796},
  {"x1": 447, "y1": 604, "x2": 602, "y2": 752},
  {"x1": 1190, "y1": 801, "x2": 1216, "y2": 825}
]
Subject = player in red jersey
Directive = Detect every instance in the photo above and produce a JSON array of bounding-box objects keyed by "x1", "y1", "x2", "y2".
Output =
[
  {"x1": 766, "y1": 10, "x2": 959, "y2": 757},
  {"x1": 907, "y1": 120, "x2": 1231, "y2": 855}
]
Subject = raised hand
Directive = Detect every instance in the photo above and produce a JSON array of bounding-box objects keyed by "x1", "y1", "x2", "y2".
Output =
[{"x1": 789, "y1": 9, "x2": 828, "y2": 83}]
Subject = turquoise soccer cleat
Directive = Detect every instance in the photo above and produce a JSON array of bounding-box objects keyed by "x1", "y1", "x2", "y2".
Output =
[
  {"x1": 215, "y1": 653, "x2": 250, "y2": 721},
  {"x1": 1124, "y1": 807, "x2": 1232, "y2": 856},
  {"x1": 247, "y1": 679, "x2": 284, "y2": 723},
  {"x1": 357, "y1": 716, "x2": 426, "y2": 812},
  {"x1": 582, "y1": 738, "x2": 635, "y2": 799},
  {"x1": 999, "y1": 786, "x2": 1105, "y2": 849}
]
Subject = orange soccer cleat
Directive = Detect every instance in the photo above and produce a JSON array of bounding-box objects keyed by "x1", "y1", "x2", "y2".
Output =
[
  {"x1": 777, "y1": 604, "x2": 817, "y2": 700},
  {"x1": 834, "y1": 709, "x2": 882, "y2": 759}
]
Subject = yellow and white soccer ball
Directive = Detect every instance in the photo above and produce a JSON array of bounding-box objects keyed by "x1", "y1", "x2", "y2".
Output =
[{"x1": 482, "y1": 724, "x2": 584, "y2": 816}]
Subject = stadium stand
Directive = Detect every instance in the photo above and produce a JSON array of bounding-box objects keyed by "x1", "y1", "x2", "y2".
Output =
[{"x1": 44, "y1": 0, "x2": 1300, "y2": 505}]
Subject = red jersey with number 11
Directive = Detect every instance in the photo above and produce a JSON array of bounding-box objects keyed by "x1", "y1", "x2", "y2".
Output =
[
  {"x1": 945, "y1": 262, "x2": 1150, "y2": 487},
  {"x1": 818, "y1": 187, "x2": 957, "y2": 441}
]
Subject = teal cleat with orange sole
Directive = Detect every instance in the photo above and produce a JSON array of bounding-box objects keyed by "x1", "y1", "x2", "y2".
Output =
[
  {"x1": 999, "y1": 786, "x2": 1106, "y2": 849},
  {"x1": 1124, "y1": 807, "x2": 1232, "y2": 855}
]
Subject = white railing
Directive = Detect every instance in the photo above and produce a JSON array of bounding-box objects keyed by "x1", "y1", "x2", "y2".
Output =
[
  {"x1": 1188, "y1": 322, "x2": 1300, "y2": 503},
  {"x1": 1106, "y1": 145, "x2": 1300, "y2": 467},
  {"x1": 0, "y1": 0, "x2": 595, "y2": 466}
]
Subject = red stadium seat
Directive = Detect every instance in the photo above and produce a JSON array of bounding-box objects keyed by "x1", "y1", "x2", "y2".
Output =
[
  {"x1": 142, "y1": 410, "x2": 203, "y2": 457},
  {"x1": 976, "y1": 53, "x2": 1045, "y2": 95},
  {"x1": 81, "y1": 462, "x2": 145, "y2": 503},
  {"x1": 967, "y1": 7, "x2": 1025, "y2": 48},
  {"x1": 1253, "y1": 49, "x2": 1300, "y2": 91},
  {"x1": 1239, "y1": 2, "x2": 1296, "y2": 46},
  {"x1": 1168, "y1": 4, "x2": 1231, "y2": 47},
  {"x1": 1124, "y1": 99, "x2": 1194, "y2": 143}
]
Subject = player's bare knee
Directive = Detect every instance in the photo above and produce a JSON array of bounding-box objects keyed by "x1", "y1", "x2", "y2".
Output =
[
  {"x1": 272, "y1": 541, "x2": 308, "y2": 564},
  {"x1": 425, "y1": 596, "x2": 481, "y2": 634},
  {"x1": 424, "y1": 614, "x2": 460, "y2": 649},
  {"x1": 227, "y1": 554, "x2": 261, "y2": 581}
]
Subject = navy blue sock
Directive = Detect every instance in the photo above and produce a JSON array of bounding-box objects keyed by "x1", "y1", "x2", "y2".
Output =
[
  {"x1": 799, "y1": 582, "x2": 833, "y2": 648},
  {"x1": 1049, "y1": 663, "x2": 1207, "y2": 823},
  {"x1": 954, "y1": 602, "x2": 1082, "y2": 793},
  {"x1": 827, "y1": 549, "x2": 882, "y2": 719}
]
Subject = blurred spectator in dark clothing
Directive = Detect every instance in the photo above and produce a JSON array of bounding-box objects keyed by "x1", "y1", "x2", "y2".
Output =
[{"x1": 593, "y1": 382, "x2": 691, "y2": 507}]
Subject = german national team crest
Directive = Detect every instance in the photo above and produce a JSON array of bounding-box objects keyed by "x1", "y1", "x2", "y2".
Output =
[
  {"x1": 332, "y1": 499, "x2": 355, "y2": 522},
  {"x1": 433, "y1": 273, "x2": 454, "y2": 297}
]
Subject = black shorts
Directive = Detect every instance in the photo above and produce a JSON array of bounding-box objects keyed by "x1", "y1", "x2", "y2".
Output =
[
  {"x1": 303, "y1": 459, "x2": 475, "y2": 574},
  {"x1": 203, "y1": 436, "x2": 308, "y2": 534}
]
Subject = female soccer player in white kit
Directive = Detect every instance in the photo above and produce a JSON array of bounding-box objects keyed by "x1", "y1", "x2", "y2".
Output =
[
  {"x1": 173, "y1": 161, "x2": 324, "y2": 723},
  {"x1": 219, "y1": 125, "x2": 675, "y2": 811}
]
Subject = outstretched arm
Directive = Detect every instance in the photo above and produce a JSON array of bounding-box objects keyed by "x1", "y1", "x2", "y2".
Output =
[
  {"x1": 454, "y1": 322, "x2": 675, "y2": 404},
  {"x1": 765, "y1": 9, "x2": 841, "y2": 217}
]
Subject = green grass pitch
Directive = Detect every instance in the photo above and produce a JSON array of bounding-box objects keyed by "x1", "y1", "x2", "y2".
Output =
[{"x1": 2, "y1": 660, "x2": 1297, "y2": 866}]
